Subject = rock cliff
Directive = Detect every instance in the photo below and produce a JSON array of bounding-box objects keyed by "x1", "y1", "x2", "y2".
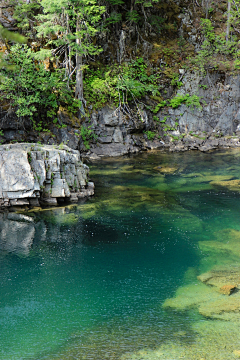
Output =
[
  {"x1": 79, "y1": 72, "x2": 240, "y2": 158},
  {"x1": 0, "y1": 143, "x2": 94, "y2": 209}
]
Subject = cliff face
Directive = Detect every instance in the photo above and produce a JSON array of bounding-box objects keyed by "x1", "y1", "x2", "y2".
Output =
[
  {"x1": 78, "y1": 72, "x2": 240, "y2": 158},
  {"x1": 2, "y1": 72, "x2": 240, "y2": 158},
  {"x1": 0, "y1": 143, "x2": 94, "y2": 209}
]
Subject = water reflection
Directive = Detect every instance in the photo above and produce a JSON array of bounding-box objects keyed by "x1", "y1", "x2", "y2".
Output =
[{"x1": 0, "y1": 213, "x2": 37, "y2": 255}]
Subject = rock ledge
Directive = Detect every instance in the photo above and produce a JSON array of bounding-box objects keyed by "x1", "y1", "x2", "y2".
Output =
[{"x1": 0, "y1": 143, "x2": 94, "y2": 209}]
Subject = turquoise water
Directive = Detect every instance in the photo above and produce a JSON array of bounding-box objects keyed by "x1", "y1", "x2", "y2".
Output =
[{"x1": 1, "y1": 149, "x2": 240, "y2": 360}]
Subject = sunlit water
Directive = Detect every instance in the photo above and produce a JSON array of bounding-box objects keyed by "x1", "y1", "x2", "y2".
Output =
[{"x1": 1, "y1": 149, "x2": 240, "y2": 359}]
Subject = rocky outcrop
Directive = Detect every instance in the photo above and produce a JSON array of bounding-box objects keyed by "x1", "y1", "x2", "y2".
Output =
[
  {"x1": 79, "y1": 106, "x2": 168, "y2": 159},
  {"x1": 2, "y1": 73, "x2": 240, "y2": 157},
  {"x1": 153, "y1": 72, "x2": 240, "y2": 152},
  {"x1": 78, "y1": 72, "x2": 240, "y2": 158},
  {"x1": 0, "y1": 143, "x2": 94, "y2": 209}
]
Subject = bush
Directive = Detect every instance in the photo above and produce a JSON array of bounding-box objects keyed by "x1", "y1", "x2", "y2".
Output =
[{"x1": 0, "y1": 44, "x2": 75, "y2": 124}]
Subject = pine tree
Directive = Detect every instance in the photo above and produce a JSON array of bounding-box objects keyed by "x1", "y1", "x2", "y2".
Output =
[{"x1": 36, "y1": 0, "x2": 105, "y2": 113}]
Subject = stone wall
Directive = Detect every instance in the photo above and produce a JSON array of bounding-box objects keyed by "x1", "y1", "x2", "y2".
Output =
[{"x1": 0, "y1": 143, "x2": 94, "y2": 209}]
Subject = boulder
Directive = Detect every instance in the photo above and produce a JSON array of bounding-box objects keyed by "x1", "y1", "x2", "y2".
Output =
[{"x1": 0, "y1": 143, "x2": 94, "y2": 209}]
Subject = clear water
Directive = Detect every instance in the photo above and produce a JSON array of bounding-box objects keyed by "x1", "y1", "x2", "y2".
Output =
[{"x1": 1, "y1": 149, "x2": 240, "y2": 360}]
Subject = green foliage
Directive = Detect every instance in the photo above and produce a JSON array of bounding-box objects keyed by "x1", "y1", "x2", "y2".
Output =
[
  {"x1": 153, "y1": 101, "x2": 167, "y2": 113},
  {"x1": 234, "y1": 58, "x2": 240, "y2": 69},
  {"x1": 148, "y1": 14, "x2": 165, "y2": 33},
  {"x1": 0, "y1": 44, "x2": 75, "y2": 124},
  {"x1": 80, "y1": 125, "x2": 97, "y2": 149},
  {"x1": 170, "y1": 94, "x2": 202, "y2": 109},
  {"x1": 154, "y1": 94, "x2": 201, "y2": 114},
  {"x1": 170, "y1": 73, "x2": 183, "y2": 88},
  {"x1": 35, "y1": 0, "x2": 105, "y2": 105},
  {"x1": 199, "y1": 84, "x2": 208, "y2": 90},
  {"x1": 36, "y1": 0, "x2": 105, "y2": 58},
  {"x1": 126, "y1": 10, "x2": 140, "y2": 23},
  {"x1": 105, "y1": 0, "x2": 124, "y2": 5},
  {"x1": 27, "y1": 152, "x2": 32, "y2": 163},
  {"x1": 84, "y1": 58, "x2": 160, "y2": 109},
  {"x1": 0, "y1": 25, "x2": 26, "y2": 43},
  {"x1": 104, "y1": 11, "x2": 122, "y2": 26},
  {"x1": 12, "y1": 0, "x2": 41, "y2": 34},
  {"x1": 0, "y1": 25, "x2": 26, "y2": 70},
  {"x1": 144, "y1": 130, "x2": 156, "y2": 140},
  {"x1": 193, "y1": 18, "x2": 240, "y2": 72}
]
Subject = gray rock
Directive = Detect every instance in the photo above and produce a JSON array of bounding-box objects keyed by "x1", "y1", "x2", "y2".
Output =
[
  {"x1": 51, "y1": 179, "x2": 66, "y2": 198},
  {"x1": 113, "y1": 128, "x2": 123, "y2": 143},
  {"x1": 0, "y1": 149, "x2": 36, "y2": 199},
  {"x1": 98, "y1": 135, "x2": 113, "y2": 143},
  {"x1": 99, "y1": 106, "x2": 119, "y2": 126},
  {"x1": 0, "y1": 143, "x2": 94, "y2": 209}
]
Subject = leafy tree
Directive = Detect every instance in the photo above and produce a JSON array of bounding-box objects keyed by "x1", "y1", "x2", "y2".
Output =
[{"x1": 0, "y1": 44, "x2": 72, "y2": 124}]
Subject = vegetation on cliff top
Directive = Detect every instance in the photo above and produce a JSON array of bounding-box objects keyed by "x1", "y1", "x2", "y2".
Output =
[{"x1": 1, "y1": 0, "x2": 240, "y2": 133}]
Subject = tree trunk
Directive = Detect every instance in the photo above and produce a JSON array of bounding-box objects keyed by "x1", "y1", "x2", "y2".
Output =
[
  {"x1": 75, "y1": 52, "x2": 83, "y2": 101},
  {"x1": 75, "y1": 16, "x2": 85, "y2": 116},
  {"x1": 226, "y1": 0, "x2": 231, "y2": 42}
]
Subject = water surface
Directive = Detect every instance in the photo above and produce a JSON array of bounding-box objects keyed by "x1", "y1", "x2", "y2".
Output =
[{"x1": 1, "y1": 149, "x2": 240, "y2": 359}]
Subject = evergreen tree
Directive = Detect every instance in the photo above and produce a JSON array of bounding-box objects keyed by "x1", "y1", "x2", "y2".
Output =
[{"x1": 36, "y1": 0, "x2": 105, "y2": 113}]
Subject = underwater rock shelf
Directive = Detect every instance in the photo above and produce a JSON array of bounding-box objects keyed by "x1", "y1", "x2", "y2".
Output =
[{"x1": 0, "y1": 143, "x2": 94, "y2": 209}]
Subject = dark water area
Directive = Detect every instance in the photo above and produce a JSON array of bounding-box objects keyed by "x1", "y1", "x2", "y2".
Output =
[{"x1": 1, "y1": 149, "x2": 240, "y2": 360}]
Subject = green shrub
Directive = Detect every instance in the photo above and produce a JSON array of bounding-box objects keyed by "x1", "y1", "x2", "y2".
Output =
[
  {"x1": 144, "y1": 130, "x2": 156, "y2": 140},
  {"x1": 80, "y1": 125, "x2": 97, "y2": 149},
  {"x1": 0, "y1": 44, "x2": 77, "y2": 127}
]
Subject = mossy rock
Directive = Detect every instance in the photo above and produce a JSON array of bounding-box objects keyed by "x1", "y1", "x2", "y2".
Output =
[
  {"x1": 153, "y1": 165, "x2": 179, "y2": 174},
  {"x1": 199, "y1": 229, "x2": 240, "y2": 259},
  {"x1": 210, "y1": 179, "x2": 240, "y2": 191},
  {"x1": 163, "y1": 282, "x2": 219, "y2": 311},
  {"x1": 198, "y1": 266, "x2": 240, "y2": 290}
]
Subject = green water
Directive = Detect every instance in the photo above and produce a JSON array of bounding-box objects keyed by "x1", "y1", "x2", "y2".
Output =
[{"x1": 1, "y1": 149, "x2": 240, "y2": 360}]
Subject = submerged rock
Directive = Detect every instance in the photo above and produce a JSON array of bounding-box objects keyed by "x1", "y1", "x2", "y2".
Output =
[
  {"x1": 0, "y1": 143, "x2": 94, "y2": 209},
  {"x1": 199, "y1": 229, "x2": 240, "y2": 259},
  {"x1": 197, "y1": 266, "x2": 240, "y2": 292},
  {"x1": 153, "y1": 165, "x2": 179, "y2": 174},
  {"x1": 163, "y1": 227, "x2": 240, "y2": 322},
  {"x1": 219, "y1": 284, "x2": 237, "y2": 295},
  {"x1": 210, "y1": 179, "x2": 240, "y2": 191}
]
